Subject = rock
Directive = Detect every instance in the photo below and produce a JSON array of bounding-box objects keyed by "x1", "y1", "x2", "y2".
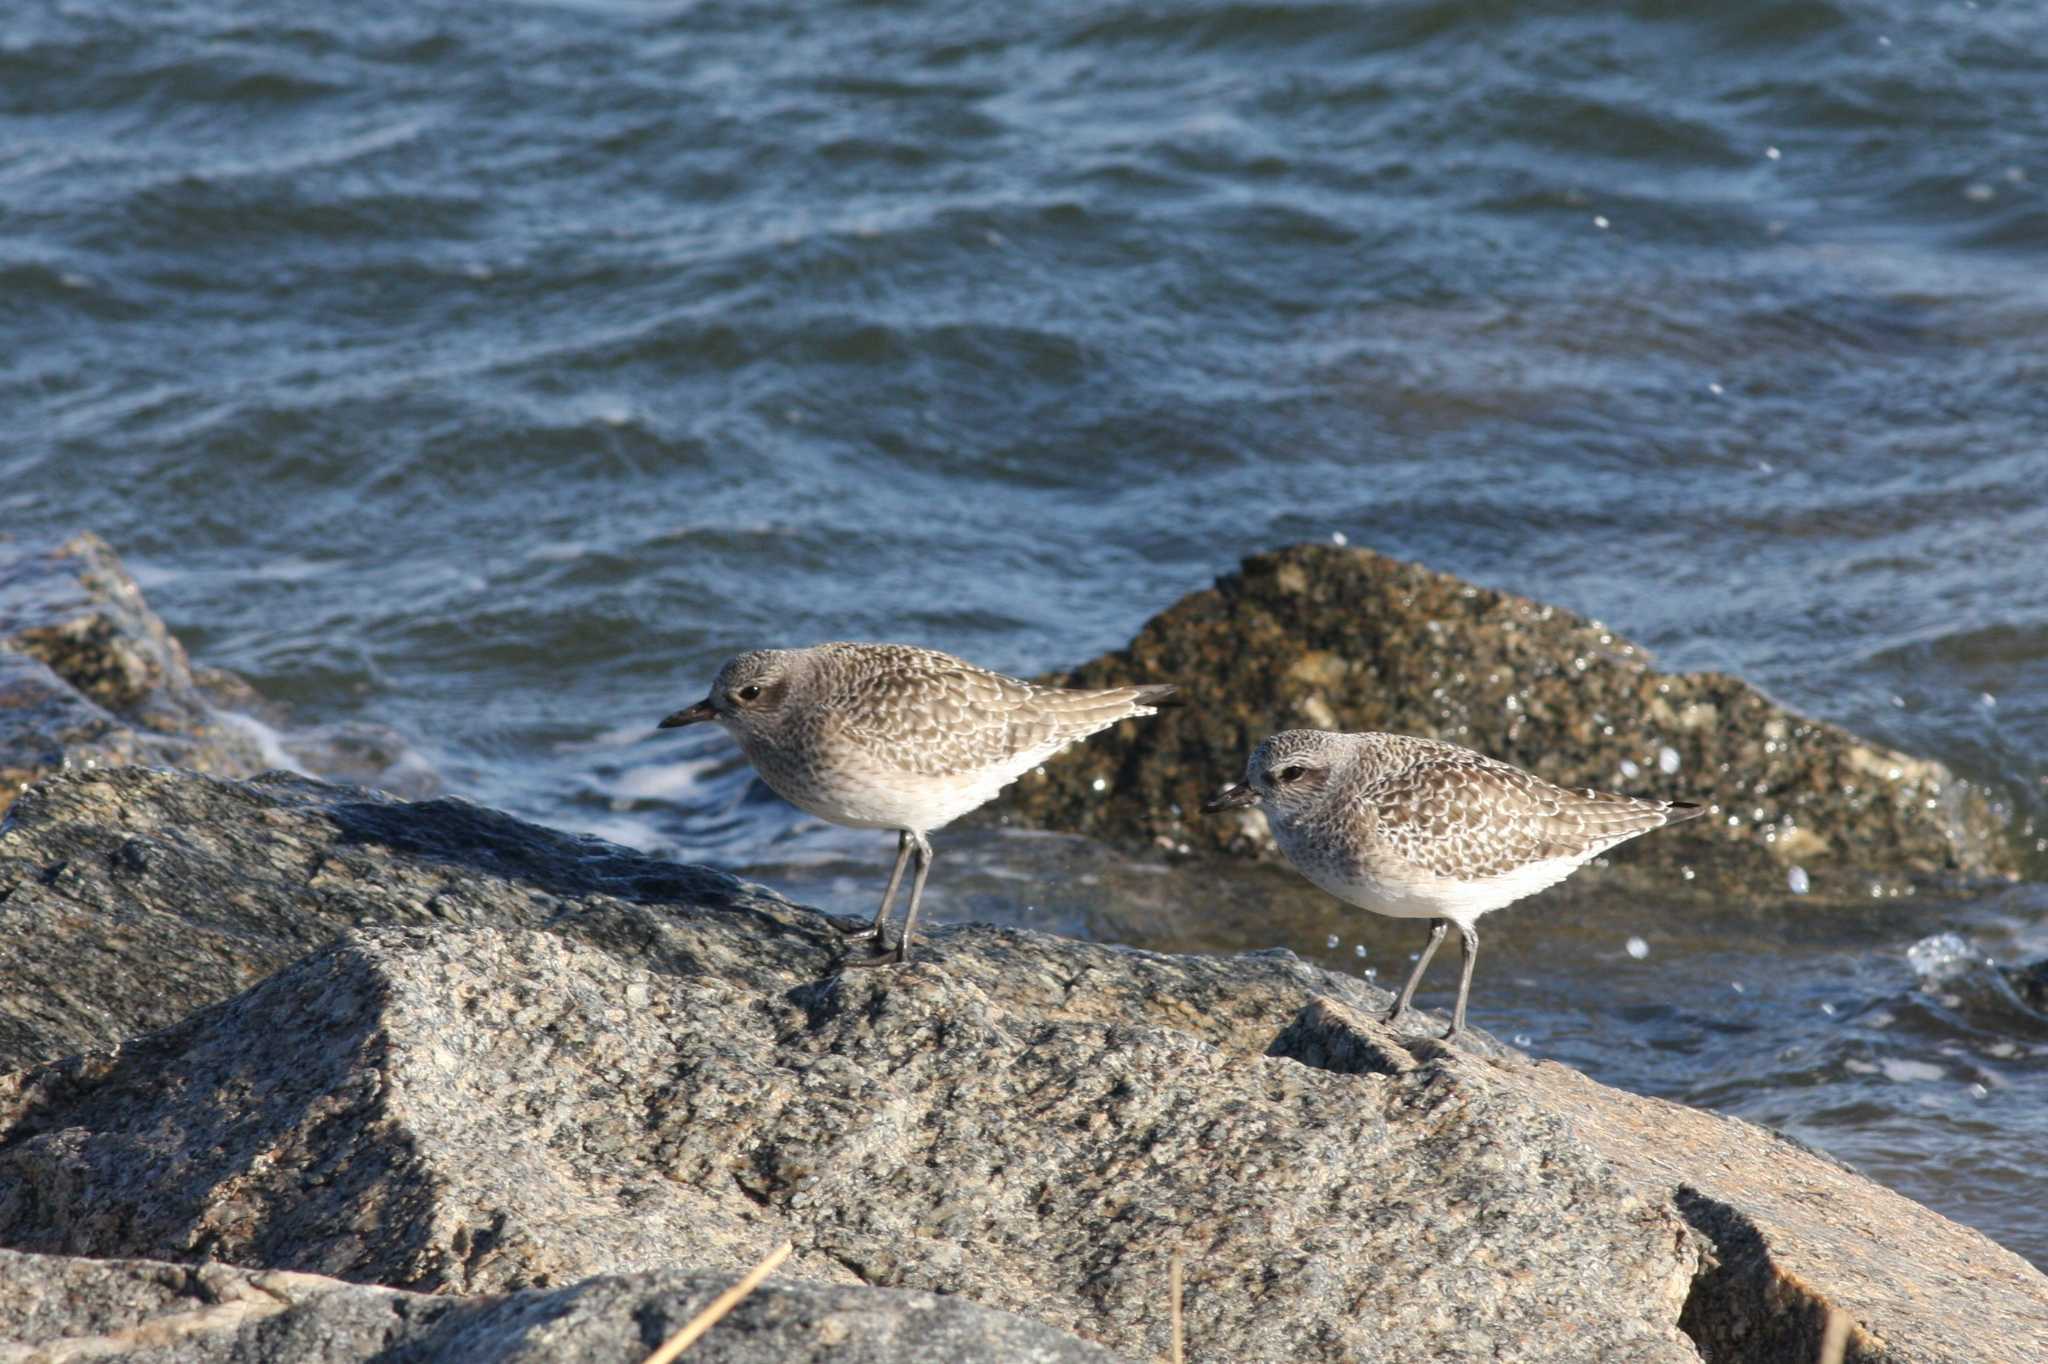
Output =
[
  {"x1": 0, "y1": 533, "x2": 268, "y2": 816},
  {"x1": 0, "y1": 1248, "x2": 424, "y2": 1363},
  {"x1": 1279, "y1": 999, "x2": 2047, "y2": 1364},
  {"x1": 991, "y1": 544, "x2": 2015, "y2": 896},
  {"x1": 4, "y1": 768, "x2": 2044, "y2": 1362},
  {"x1": 0, "y1": 767, "x2": 750, "y2": 1075},
  {"x1": 409, "y1": 1265, "x2": 1130, "y2": 1363},
  {"x1": 0, "y1": 1247, "x2": 1121, "y2": 1362},
  {"x1": 2004, "y1": 958, "x2": 2048, "y2": 1014},
  {"x1": 0, "y1": 532, "x2": 430, "y2": 822}
]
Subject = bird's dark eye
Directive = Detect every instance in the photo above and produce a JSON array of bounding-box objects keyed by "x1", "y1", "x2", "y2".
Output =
[
  {"x1": 736, "y1": 684, "x2": 762, "y2": 702},
  {"x1": 1278, "y1": 765, "x2": 1305, "y2": 783}
]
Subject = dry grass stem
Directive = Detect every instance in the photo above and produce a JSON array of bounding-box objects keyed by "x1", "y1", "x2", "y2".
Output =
[
  {"x1": 639, "y1": 1241, "x2": 794, "y2": 1364},
  {"x1": 1816, "y1": 1306, "x2": 1851, "y2": 1364}
]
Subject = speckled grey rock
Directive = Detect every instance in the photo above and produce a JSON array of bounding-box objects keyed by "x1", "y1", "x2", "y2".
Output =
[
  {"x1": 0, "y1": 767, "x2": 727, "y2": 1073},
  {"x1": 991, "y1": 544, "x2": 2016, "y2": 897},
  {"x1": 0, "y1": 1248, "x2": 1122, "y2": 1363},
  {"x1": 400, "y1": 1267, "x2": 1130, "y2": 1364},
  {"x1": 0, "y1": 533, "x2": 266, "y2": 816},
  {"x1": 4, "y1": 768, "x2": 2046, "y2": 1363},
  {"x1": 0, "y1": 1249, "x2": 434, "y2": 1363}
]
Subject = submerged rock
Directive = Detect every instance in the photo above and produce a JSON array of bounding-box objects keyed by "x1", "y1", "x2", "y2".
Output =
[
  {"x1": 994, "y1": 544, "x2": 2015, "y2": 896},
  {"x1": 2006, "y1": 958, "x2": 2048, "y2": 1014},
  {"x1": 0, "y1": 533, "x2": 266, "y2": 815},
  {"x1": 2, "y1": 768, "x2": 2043, "y2": 1363}
]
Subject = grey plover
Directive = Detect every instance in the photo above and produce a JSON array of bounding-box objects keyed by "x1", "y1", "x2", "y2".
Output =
[
  {"x1": 1204, "y1": 729, "x2": 1702, "y2": 1037},
  {"x1": 660, "y1": 642, "x2": 1176, "y2": 964}
]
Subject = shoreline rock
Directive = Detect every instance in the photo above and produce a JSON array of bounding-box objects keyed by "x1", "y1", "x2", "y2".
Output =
[
  {"x1": 0, "y1": 533, "x2": 269, "y2": 816},
  {"x1": 0, "y1": 1247, "x2": 1121, "y2": 1362},
  {"x1": 3, "y1": 767, "x2": 2044, "y2": 1362},
  {"x1": 992, "y1": 544, "x2": 2016, "y2": 897},
  {"x1": 5, "y1": 531, "x2": 2018, "y2": 900},
  {"x1": 0, "y1": 532, "x2": 433, "y2": 823}
]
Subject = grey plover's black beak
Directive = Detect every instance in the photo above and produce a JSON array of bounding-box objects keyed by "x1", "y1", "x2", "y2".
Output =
[
  {"x1": 1201, "y1": 783, "x2": 1258, "y2": 813},
  {"x1": 658, "y1": 697, "x2": 718, "y2": 729}
]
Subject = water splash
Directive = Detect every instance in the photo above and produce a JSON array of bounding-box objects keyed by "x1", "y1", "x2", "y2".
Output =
[{"x1": 1905, "y1": 932, "x2": 1975, "y2": 982}]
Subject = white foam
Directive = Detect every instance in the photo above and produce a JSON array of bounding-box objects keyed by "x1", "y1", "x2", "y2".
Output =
[
  {"x1": 558, "y1": 815, "x2": 662, "y2": 852},
  {"x1": 255, "y1": 555, "x2": 331, "y2": 583},
  {"x1": 1881, "y1": 1059, "x2": 1945, "y2": 1084},
  {"x1": 123, "y1": 557, "x2": 183, "y2": 590},
  {"x1": 609, "y1": 759, "x2": 723, "y2": 803},
  {"x1": 1906, "y1": 931, "x2": 1973, "y2": 981},
  {"x1": 556, "y1": 722, "x2": 663, "y2": 752},
  {"x1": 214, "y1": 709, "x2": 307, "y2": 775}
]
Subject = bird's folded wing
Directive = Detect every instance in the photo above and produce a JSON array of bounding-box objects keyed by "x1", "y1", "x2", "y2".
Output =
[
  {"x1": 1370, "y1": 755, "x2": 1669, "y2": 879},
  {"x1": 833, "y1": 664, "x2": 1049, "y2": 776}
]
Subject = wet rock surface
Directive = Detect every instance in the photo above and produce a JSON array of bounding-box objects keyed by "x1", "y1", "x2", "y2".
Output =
[
  {"x1": 2006, "y1": 958, "x2": 2048, "y2": 1014},
  {"x1": 0, "y1": 1248, "x2": 1120, "y2": 1363},
  {"x1": 3, "y1": 768, "x2": 2044, "y2": 1362},
  {"x1": 0, "y1": 533, "x2": 267, "y2": 816},
  {"x1": 994, "y1": 544, "x2": 2015, "y2": 896}
]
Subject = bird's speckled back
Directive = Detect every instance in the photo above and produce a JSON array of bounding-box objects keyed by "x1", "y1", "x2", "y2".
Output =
[
  {"x1": 1250, "y1": 730, "x2": 1694, "y2": 884},
  {"x1": 712, "y1": 642, "x2": 1173, "y2": 832}
]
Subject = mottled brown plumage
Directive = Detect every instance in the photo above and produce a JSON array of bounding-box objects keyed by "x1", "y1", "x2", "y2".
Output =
[
  {"x1": 1205, "y1": 729, "x2": 1701, "y2": 1037},
  {"x1": 660, "y1": 642, "x2": 1175, "y2": 964}
]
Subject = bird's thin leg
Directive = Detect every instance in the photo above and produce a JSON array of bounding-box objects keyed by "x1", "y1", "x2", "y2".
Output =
[
  {"x1": 837, "y1": 831, "x2": 912, "y2": 939},
  {"x1": 1446, "y1": 924, "x2": 1480, "y2": 1039},
  {"x1": 892, "y1": 833, "x2": 935, "y2": 964},
  {"x1": 842, "y1": 833, "x2": 932, "y2": 969},
  {"x1": 1387, "y1": 919, "x2": 1449, "y2": 1024}
]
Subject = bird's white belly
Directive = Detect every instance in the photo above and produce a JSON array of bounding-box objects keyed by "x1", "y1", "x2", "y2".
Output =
[
  {"x1": 745, "y1": 734, "x2": 1029, "y2": 834},
  {"x1": 1291, "y1": 844, "x2": 1589, "y2": 929}
]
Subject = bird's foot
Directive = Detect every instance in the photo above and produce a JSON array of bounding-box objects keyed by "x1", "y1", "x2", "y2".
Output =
[
  {"x1": 832, "y1": 918, "x2": 882, "y2": 939},
  {"x1": 839, "y1": 939, "x2": 907, "y2": 969}
]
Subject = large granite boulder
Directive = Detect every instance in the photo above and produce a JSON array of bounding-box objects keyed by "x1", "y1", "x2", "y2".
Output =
[
  {"x1": 2, "y1": 768, "x2": 2043, "y2": 1363},
  {"x1": 0, "y1": 1248, "x2": 1121, "y2": 1362},
  {"x1": 0, "y1": 767, "x2": 739, "y2": 1075},
  {"x1": 0, "y1": 533, "x2": 267, "y2": 816},
  {"x1": 993, "y1": 545, "x2": 2015, "y2": 897}
]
